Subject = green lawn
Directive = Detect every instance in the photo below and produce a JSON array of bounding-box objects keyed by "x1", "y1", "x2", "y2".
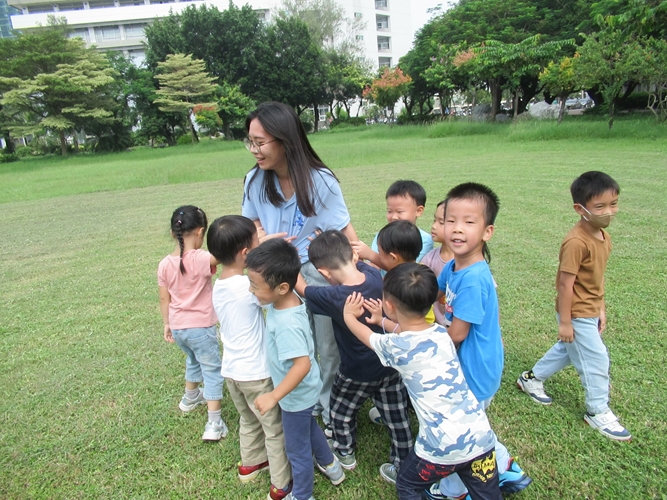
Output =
[{"x1": 1, "y1": 120, "x2": 666, "y2": 499}]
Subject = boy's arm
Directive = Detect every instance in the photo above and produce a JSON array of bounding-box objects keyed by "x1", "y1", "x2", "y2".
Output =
[
  {"x1": 599, "y1": 298, "x2": 606, "y2": 333},
  {"x1": 447, "y1": 317, "x2": 471, "y2": 344},
  {"x1": 557, "y1": 271, "x2": 576, "y2": 342},
  {"x1": 254, "y1": 356, "x2": 310, "y2": 415},
  {"x1": 343, "y1": 293, "x2": 375, "y2": 348},
  {"x1": 158, "y1": 286, "x2": 174, "y2": 343},
  {"x1": 350, "y1": 240, "x2": 384, "y2": 269},
  {"x1": 294, "y1": 273, "x2": 308, "y2": 297}
]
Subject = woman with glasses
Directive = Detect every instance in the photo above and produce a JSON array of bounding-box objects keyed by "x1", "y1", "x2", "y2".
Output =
[{"x1": 241, "y1": 101, "x2": 358, "y2": 435}]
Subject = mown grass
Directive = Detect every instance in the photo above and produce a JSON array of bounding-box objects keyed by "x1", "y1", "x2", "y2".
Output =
[{"x1": 1, "y1": 119, "x2": 666, "y2": 499}]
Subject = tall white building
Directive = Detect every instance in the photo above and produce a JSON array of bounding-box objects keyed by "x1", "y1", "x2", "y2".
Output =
[{"x1": 8, "y1": 0, "x2": 432, "y2": 68}]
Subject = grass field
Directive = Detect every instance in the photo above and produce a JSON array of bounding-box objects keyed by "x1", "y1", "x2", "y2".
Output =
[{"x1": 1, "y1": 119, "x2": 666, "y2": 499}]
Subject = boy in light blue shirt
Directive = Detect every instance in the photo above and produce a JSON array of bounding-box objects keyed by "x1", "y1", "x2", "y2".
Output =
[
  {"x1": 247, "y1": 239, "x2": 345, "y2": 500},
  {"x1": 353, "y1": 180, "x2": 433, "y2": 270}
]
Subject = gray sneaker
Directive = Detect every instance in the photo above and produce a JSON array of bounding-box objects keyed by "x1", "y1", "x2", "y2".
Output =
[
  {"x1": 379, "y1": 463, "x2": 397, "y2": 484},
  {"x1": 517, "y1": 371, "x2": 552, "y2": 405},
  {"x1": 316, "y1": 455, "x2": 346, "y2": 486},
  {"x1": 327, "y1": 439, "x2": 356, "y2": 470},
  {"x1": 179, "y1": 390, "x2": 206, "y2": 412},
  {"x1": 368, "y1": 406, "x2": 385, "y2": 425},
  {"x1": 584, "y1": 410, "x2": 631, "y2": 441},
  {"x1": 202, "y1": 419, "x2": 228, "y2": 441}
]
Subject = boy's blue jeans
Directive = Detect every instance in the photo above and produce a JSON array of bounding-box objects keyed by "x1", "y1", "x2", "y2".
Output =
[
  {"x1": 282, "y1": 406, "x2": 334, "y2": 500},
  {"x1": 533, "y1": 316, "x2": 610, "y2": 415},
  {"x1": 172, "y1": 325, "x2": 224, "y2": 401}
]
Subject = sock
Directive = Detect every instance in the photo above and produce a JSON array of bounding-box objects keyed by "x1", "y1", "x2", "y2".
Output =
[
  {"x1": 185, "y1": 388, "x2": 200, "y2": 400},
  {"x1": 208, "y1": 409, "x2": 222, "y2": 424}
]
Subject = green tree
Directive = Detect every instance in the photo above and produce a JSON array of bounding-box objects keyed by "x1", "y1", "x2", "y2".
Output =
[
  {"x1": 215, "y1": 82, "x2": 256, "y2": 139},
  {"x1": 574, "y1": 30, "x2": 646, "y2": 128},
  {"x1": 362, "y1": 67, "x2": 412, "y2": 122},
  {"x1": 539, "y1": 56, "x2": 581, "y2": 124},
  {"x1": 321, "y1": 49, "x2": 372, "y2": 119},
  {"x1": 0, "y1": 38, "x2": 117, "y2": 155},
  {"x1": 640, "y1": 37, "x2": 667, "y2": 121},
  {"x1": 153, "y1": 53, "x2": 218, "y2": 144}
]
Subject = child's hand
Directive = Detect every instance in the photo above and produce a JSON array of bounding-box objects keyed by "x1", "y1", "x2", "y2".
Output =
[
  {"x1": 344, "y1": 292, "x2": 365, "y2": 318},
  {"x1": 350, "y1": 240, "x2": 372, "y2": 261},
  {"x1": 259, "y1": 231, "x2": 290, "y2": 244},
  {"x1": 363, "y1": 298, "x2": 383, "y2": 325},
  {"x1": 163, "y1": 325, "x2": 174, "y2": 343},
  {"x1": 558, "y1": 322, "x2": 574, "y2": 343},
  {"x1": 254, "y1": 392, "x2": 278, "y2": 415}
]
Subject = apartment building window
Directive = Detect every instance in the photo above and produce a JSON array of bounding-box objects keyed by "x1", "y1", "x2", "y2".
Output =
[
  {"x1": 376, "y1": 14, "x2": 389, "y2": 30},
  {"x1": 118, "y1": 0, "x2": 144, "y2": 5},
  {"x1": 88, "y1": 0, "x2": 115, "y2": 8},
  {"x1": 375, "y1": 0, "x2": 388, "y2": 9},
  {"x1": 377, "y1": 36, "x2": 390, "y2": 51},
  {"x1": 26, "y1": 4, "x2": 56, "y2": 13},
  {"x1": 354, "y1": 12, "x2": 362, "y2": 18},
  {"x1": 69, "y1": 28, "x2": 90, "y2": 42},
  {"x1": 95, "y1": 25, "x2": 121, "y2": 41},
  {"x1": 57, "y1": 2, "x2": 85, "y2": 11},
  {"x1": 124, "y1": 23, "x2": 146, "y2": 38},
  {"x1": 356, "y1": 35, "x2": 364, "y2": 40},
  {"x1": 378, "y1": 57, "x2": 392, "y2": 67}
]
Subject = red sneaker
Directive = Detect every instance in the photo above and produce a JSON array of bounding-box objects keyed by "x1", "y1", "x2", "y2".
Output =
[
  {"x1": 237, "y1": 460, "x2": 269, "y2": 483},
  {"x1": 267, "y1": 480, "x2": 292, "y2": 500}
]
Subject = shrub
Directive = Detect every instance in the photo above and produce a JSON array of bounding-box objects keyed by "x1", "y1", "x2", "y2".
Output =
[
  {"x1": 0, "y1": 153, "x2": 20, "y2": 163},
  {"x1": 176, "y1": 134, "x2": 193, "y2": 146},
  {"x1": 330, "y1": 116, "x2": 366, "y2": 128},
  {"x1": 15, "y1": 146, "x2": 37, "y2": 158}
]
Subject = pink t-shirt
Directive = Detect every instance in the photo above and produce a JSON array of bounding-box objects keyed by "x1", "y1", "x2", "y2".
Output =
[
  {"x1": 420, "y1": 247, "x2": 451, "y2": 327},
  {"x1": 157, "y1": 249, "x2": 217, "y2": 330}
]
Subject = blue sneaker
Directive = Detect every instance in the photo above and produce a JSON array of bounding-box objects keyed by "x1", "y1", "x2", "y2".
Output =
[{"x1": 499, "y1": 458, "x2": 532, "y2": 494}]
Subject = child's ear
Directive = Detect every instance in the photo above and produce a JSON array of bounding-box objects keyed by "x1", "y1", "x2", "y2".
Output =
[
  {"x1": 277, "y1": 282, "x2": 291, "y2": 296},
  {"x1": 482, "y1": 224, "x2": 495, "y2": 242},
  {"x1": 352, "y1": 250, "x2": 359, "y2": 264},
  {"x1": 317, "y1": 268, "x2": 332, "y2": 281},
  {"x1": 388, "y1": 252, "x2": 400, "y2": 265},
  {"x1": 383, "y1": 296, "x2": 397, "y2": 318},
  {"x1": 197, "y1": 227, "x2": 205, "y2": 238},
  {"x1": 573, "y1": 203, "x2": 586, "y2": 217},
  {"x1": 416, "y1": 205, "x2": 425, "y2": 217}
]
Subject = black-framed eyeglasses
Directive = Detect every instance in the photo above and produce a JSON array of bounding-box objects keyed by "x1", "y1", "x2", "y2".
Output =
[{"x1": 243, "y1": 138, "x2": 277, "y2": 153}]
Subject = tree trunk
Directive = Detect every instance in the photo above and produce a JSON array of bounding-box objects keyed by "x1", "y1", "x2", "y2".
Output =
[
  {"x1": 490, "y1": 80, "x2": 501, "y2": 122},
  {"x1": 513, "y1": 91, "x2": 519, "y2": 118},
  {"x1": 59, "y1": 129, "x2": 68, "y2": 156},
  {"x1": 73, "y1": 131, "x2": 80, "y2": 153},
  {"x1": 557, "y1": 93, "x2": 567, "y2": 125},
  {"x1": 313, "y1": 102, "x2": 319, "y2": 132},
  {"x1": 608, "y1": 100, "x2": 615, "y2": 129},
  {"x1": 3, "y1": 131, "x2": 14, "y2": 153},
  {"x1": 188, "y1": 110, "x2": 198, "y2": 143},
  {"x1": 224, "y1": 123, "x2": 232, "y2": 140}
]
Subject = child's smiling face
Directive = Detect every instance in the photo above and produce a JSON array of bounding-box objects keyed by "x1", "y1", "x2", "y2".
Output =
[
  {"x1": 247, "y1": 269, "x2": 280, "y2": 306},
  {"x1": 430, "y1": 204, "x2": 446, "y2": 244},
  {"x1": 386, "y1": 195, "x2": 424, "y2": 224},
  {"x1": 444, "y1": 198, "x2": 493, "y2": 261}
]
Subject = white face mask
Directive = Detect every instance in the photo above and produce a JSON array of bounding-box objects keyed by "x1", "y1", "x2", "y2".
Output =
[{"x1": 579, "y1": 205, "x2": 615, "y2": 229}]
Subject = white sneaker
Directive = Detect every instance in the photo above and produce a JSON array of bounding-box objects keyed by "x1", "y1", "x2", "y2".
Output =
[
  {"x1": 202, "y1": 419, "x2": 228, "y2": 441},
  {"x1": 178, "y1": 389, "x2": 206, "y2": 412},
  {"x1": 584, "y1": 410, "x2": 631, "y2": 441},
  {"x1": 517, "y1": 371, "x2": 552, "y2": 405},
  {"x1": 316, "y1": 455, "x2": 346, "y2": 486}
]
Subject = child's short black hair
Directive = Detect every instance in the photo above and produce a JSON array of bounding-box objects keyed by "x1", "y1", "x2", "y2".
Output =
[
  {"x1": 444, "y1": 182, "x2": 500, "y2": 226},
  {"x1": 207, "y1": 215, "x2": 256, "y2": 266},
  {"x1": 246, "y1": 239, "x2": 301, "y2": 290},
  {"x1": 386, "y1": 180, "x2": 427, "y2": 207},
  {"x1": 377, "y1": 220, "x2": 423, "y2": 262},
  {"x1": 384, "y1": 263, "x2": 438, "y2": 317},
  {"x1": 570, "y1": 171, "x2": 620, "y2": 206},
  {"x1": 308, "y1": 230, "x2": 353, "y2": 270}
]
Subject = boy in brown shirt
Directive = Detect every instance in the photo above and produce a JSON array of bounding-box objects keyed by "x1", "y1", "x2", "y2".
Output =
[{"x1": 517, "y1": 171, "x2": 631, "y2": 441}]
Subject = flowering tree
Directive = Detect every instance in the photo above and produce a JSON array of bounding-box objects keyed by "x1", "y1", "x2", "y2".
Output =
[
  {"x1": 539, "y1": 56, "x2": 581, "y2": 124},
  {"x1": 362, "y1": 67, "x2": 412, "y2": 121}
]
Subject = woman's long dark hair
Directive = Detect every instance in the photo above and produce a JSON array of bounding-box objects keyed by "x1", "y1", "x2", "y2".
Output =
[{"x1": 245, "y1": 101, "x2": 338, "y2": 217}]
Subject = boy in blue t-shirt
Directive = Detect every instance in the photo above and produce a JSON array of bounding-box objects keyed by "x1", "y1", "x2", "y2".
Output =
[
  {"x1": 426, "y1": 183, "x2": 531, "y2": 500},
  {"x1": 343, "y1": 263, "x2": 501, "y2": 500},
  {"x1": 247, "y1": 239, "x2": 345, "y2": 500},
  {"x1": 295, "y1": 230, "x2": 413, "y2": 485},
  {"x1": 352, "y1": 180, "x2": 433, "y2": 270}
]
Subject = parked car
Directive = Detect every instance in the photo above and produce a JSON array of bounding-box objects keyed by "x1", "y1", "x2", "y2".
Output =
[{"x1": 565, "y1": 98, "x2": 581, "y2": 109}]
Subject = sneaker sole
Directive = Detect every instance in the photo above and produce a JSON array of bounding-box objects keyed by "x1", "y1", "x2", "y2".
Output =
[
  {"x1": 500, "y1": 475, "x2": 533, "y2": 493},
  {"x1": 583, "y1": 415, "x2": 632, "y2": 441},
  {"x1": 179, "y1": 400, "x2": 206, "y2": 412},
  {"x1": 316, "y1": 464, "x2": 346, "y2": 486},
  {"x1": 338, "y1": 461, "x2": 356, "y2": 471},
  {"x1": 238, "y1": 466, "x2": 270, "y2": 483},
  {"x1": 516, "y1": 379, "x2": 552, "y2": 405},
  {"x1": 202, "y1": 431, "x2": 227, "y2": 441}
]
